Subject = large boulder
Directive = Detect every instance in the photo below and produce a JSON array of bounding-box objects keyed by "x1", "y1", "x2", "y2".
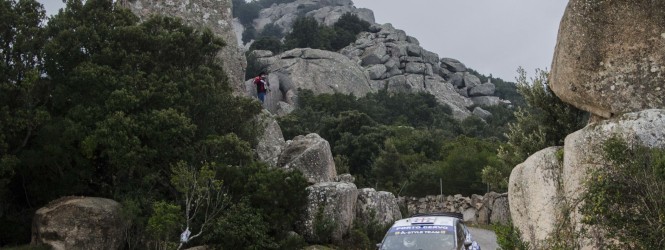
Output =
[
  {"x1": 509, "y1": 147, "x2": 563, "y2": 246},
  {"x1": 550, "y1": 0, "x2": 665, "y2": 118},
  {"x1": 356, "y1": 188, "x2": 402, "y2": 226},
  {"x1": 473, "y1": 107, "x2": 492, "y2": 120},
  {"x1": 299, "y1": 182, "x2": 358, "y2": 244},
  {"x1": 561, "y1": 109, "x2": 665, "y2": 249},
  {"x1": 121, "y1": 0, "x2": 246, "y2": 93},
  {"x1": 277, "y1": 133, "x2": 337, "y2": 183},
  {"x1": 490, "y1": 194, "x2": 510, "y2": 225},
  {"x1": 258, "y1": 48, "x2": 372, "y2": 107},
  {"x1": 469, "y1": 83, "x2": 496, "y2": 96},
  {"x1": 440, "y1": 58, "x2": 467, "y2": 72},
  {"x1": 463, "y1": 73, "x2": 481, "y2": 89},
  {"x1": 32, "y1": 197, "x2": 127, "y2": 250},
  {"x1": 470, "y1": 96, "x2": 503, "y2": 107},
  {"x1": 255, "y1": 110, "x2": 286, "y2": 167}
]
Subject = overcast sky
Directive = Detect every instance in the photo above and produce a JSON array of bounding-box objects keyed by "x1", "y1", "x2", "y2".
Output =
[{"x1": 39, "y1": 0, "x2": 568, "y2": 81}]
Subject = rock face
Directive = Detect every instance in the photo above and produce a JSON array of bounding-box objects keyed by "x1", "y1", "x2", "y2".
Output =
[
  {"x1": 509, "y1": 147, "x2": 563, "y2": 246},
  {"x1": 277, "y1": 133, "x2": 337, "y2": 183},
  {"x1": 509, "y1": 109, "x2": 665, "y2": 249},
  {"x1": 255, "y1": 110, "x2": 286, "y2": 167},
  {"x1": 550, "y1": 0, "x2": 665, "y2": 118},
  {"x1": 562, "y1": 109, "x2": 665, "y2": 249},
  {"x1": 31, "y1": 197, "x2": 126, "y2": 250},
  {"x1": 121, "y1": 0, "x2": 246, "y2": 93},
  {"x1": 299, "y1": 182, "x2": 358, "y2": 244},
  {"x1": 340, "y1": 23, "x2": 483, "y2": 119},
  {"x1": 247, "y1": 48, "x2": 373, "y2": 114},
  {"x1": 355, "y1": 188, "x2": 402, "y2": 226}
]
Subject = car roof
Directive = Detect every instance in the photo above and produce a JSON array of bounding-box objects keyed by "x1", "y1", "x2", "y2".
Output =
[{"x1": 391, "y1": 215, "x2": 457, "y2": 228}]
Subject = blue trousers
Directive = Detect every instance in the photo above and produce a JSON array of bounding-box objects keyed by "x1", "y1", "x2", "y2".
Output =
[{"x1": 258, "y1": 92, "x2": 266, "y2": 103}]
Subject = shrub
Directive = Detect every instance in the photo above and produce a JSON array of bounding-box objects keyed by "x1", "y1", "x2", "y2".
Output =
[
  {"x1": 580, "y1": 136, "x2": 665, "y2": 249},
  {"x1": 494, "y1": 221, "x2": 530, "y2": 250}
]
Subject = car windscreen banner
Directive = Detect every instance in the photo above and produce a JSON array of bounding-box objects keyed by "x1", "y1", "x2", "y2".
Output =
[{"x1": 388, "y1": 225, "x2": 454, "y2": 235}]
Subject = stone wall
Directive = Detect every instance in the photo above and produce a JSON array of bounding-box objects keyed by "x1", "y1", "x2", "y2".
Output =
[{"x1": 399, "y1": 192, "x2": 509, "y2": 225}]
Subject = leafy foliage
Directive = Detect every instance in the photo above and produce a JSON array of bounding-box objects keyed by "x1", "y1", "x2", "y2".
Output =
[
  {"x1": 279, "y1": 89, "x2": 512, "y2": 195},
  {"x1": 580, "y1": 137, "x2": 665, "y2": 249},
  {"x1": 233, "y1": 0, "x2": 262, "y2": 27},
  {"x1": 283, "y1": 13, "x2": 370, "y2": 51},
  {"x1": 216, "y1": 163, "x2": 310, "y2": 245},
  {"x1": 0, "y1": 0, "x2": 276, "y2": 247},
  {"x1": 482, "y1": 68, "x2": 587, "y2": 191},
  {"x1": 494, "y1": 221, "x2": 530, "y2": 250}
]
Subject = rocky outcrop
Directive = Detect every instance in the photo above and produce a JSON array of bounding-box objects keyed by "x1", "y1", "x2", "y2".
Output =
[
  {"x1": 399, "y1": 192, "x2": 509, "y2": 225},
  {"x1": 121, "y1": 0, "x2": 246, "y2": 93},
  {"x1": 252, "y1": 0, "x2": 374, "y2": 34},
  {"x1": 509, "y1": 147, "x2": 563, "y2": 246},
  {"x1": 299, "y1": 182, "x2": 358, "y2": 244},
  {"x1": 340, "y1": 23, "x2": 480, "y2": 119},
  {"x1": 356, "y1": 188, "x2": 402, "y2": 226},
  {"x1": 255, "y1": 110, "x2": 286, "y2": 167},
  {"x1": 247, "y1": 48, "x2": 373, "y2": 114},
  {"x1": 277, "y1": 133, "x2": 337, "y2": 183},
  {"x1": 562, "y1": 109, "x2": 665, "y2": 249},
  {"x1": 550, "y1": 0, "x2": 665, "y2": 118},
  {"x1": 509, "y1": 109, "x2": 665, "y2": 249},
  {"x1": 31, "y1": 197, "x2": 127, "y2": 250}
]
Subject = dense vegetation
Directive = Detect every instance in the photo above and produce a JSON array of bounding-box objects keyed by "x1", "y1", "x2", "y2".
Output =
[
  {"x1": 481, "y1": 68, "x2": 587, "y2": 190},
  {"x1": 0, "y1": 1, "x2": 309, "y2": 248},
  {"x1": 279, "y1": 90, "x2": 512, "y2": 196}
]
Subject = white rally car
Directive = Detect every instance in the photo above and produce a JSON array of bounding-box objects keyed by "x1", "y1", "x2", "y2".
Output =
[{"x1": 377, "y1": 213, "x2": 481, "y2": 250}]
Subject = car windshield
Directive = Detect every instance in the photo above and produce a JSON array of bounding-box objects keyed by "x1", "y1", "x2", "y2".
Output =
[{"x1": 380, "y1": 233, "x2": 456, "y2": 250}]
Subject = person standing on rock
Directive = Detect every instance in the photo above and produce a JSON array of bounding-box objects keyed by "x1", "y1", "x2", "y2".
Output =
[{"x1": 253, "y1": 71, "x2": 270, "y2": 104}]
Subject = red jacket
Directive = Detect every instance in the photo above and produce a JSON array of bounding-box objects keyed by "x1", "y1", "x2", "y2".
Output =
[{"x1": 254, "y1": 76, "x2": 267, "y2": 93}]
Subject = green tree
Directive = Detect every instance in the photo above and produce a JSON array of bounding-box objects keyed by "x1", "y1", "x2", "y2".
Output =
[
  {"x1": 0, "y1": 0, "x2": 48, "y2": 243},
  {"x1": 284, "y1": 16, "x2": 334, "y2": 50},
  {"x1": 482, "y1": 68, "x2": 587, "y2": 191},
  {"x1": 242, "y1": 26, "x2": 257, "y2": 44},
  {"x1": 170, "y1": 162, "x2": 227, "y2": 249},
  {"x1": 330, "y1": 13, "x2": 370, "y2": 50},
  {"x1": 1, "y1": 0, "x2": 262, "y2": 245},
  {"x1": 258, "y1": 23, "x2": 284, "y2": 39},
  {"x1": 234, "y1": 1, "x2": 261, "y2": 27},
  {"x1": 215, "y1": 163, "x2": 309, "y2": 245}
]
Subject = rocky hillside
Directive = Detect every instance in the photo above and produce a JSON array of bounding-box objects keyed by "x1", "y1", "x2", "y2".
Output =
[
  {"x1": 237, "y1": 0, "x2": 509, "y2": 120},
  {"x1": 509, "y1": 0, "x2": 665, "y2": 249}
]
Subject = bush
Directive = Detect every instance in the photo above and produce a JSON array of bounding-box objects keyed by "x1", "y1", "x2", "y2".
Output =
[
  {"x1": 242, "y1": 26, "x2": 257, "y2": 44},
  {"x1": 580, "y1": 136, "x2": 665, "y2": 249},
  {"x1": 259, "y1": 23, "x2": 284, "y2": 39},
  {"x1": 234, "y1": 1, "x2": 262, "y2": 26},
  {"x1": 284, "y1": 13, "x2": 370, "y2": 51},
  {"x1": 494, "y1": 222, "x2": 530, "y2": 250}
]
